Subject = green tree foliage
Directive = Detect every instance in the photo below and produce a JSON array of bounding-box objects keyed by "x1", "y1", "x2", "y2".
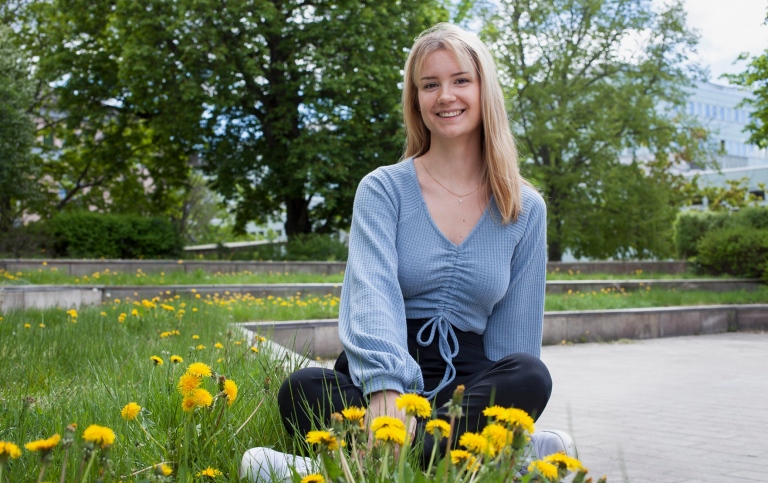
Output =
[
  {"x1": 15, "y1": 0, "x2": 193, "y2": 221},
  {"x1": 724, "y1": 6, "x2": 768, "y2": 149},
  {"x1": 0, "y1": 25, "x2": 45, "y2": 233},
  {"x1": 18, "y1": 0, "x2": 447, "y2": 237},
  {"x1": 483, "y1": 0, "x2": 709, "y2": 260}
]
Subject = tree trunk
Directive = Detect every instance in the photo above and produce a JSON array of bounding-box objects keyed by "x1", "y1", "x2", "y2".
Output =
[{"x1": 284, "y1": 196, "x2": 312, "y2": 238}]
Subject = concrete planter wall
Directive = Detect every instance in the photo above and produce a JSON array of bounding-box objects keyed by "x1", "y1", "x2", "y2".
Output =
[{"x1": 245, "y1": 305, "x2": 768, "y2": 359}]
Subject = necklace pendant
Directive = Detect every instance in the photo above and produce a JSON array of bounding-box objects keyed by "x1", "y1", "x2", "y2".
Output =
[{"x1": 458, "y1": 198, "x2": 463, "y2": 203}]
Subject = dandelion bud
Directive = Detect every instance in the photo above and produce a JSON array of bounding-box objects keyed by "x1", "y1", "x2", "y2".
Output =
[
  {"x1": 330, "y1": 412, "x2": 344, "y2": 433},
  {"x1": 62, "y1": 423, "x2": 77, "y2": 448},
  {"x1": 218, "y1": 375, "x2": 227, "y2": 392},
  {"x1": 446, "y1": 385, "x2": 465, "y2": 419}
]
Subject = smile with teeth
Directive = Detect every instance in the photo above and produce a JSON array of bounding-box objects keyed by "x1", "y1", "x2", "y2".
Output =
[{"x1": 437, "y1": 110, "x2": 464, "y2": 118}]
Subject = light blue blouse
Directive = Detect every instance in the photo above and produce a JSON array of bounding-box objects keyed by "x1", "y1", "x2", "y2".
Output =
[{"x1": 338, "y1": 158, "x2": 547, "y2": 399}]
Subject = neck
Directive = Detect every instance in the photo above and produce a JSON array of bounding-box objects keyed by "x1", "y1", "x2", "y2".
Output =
[{"x1": 419, "y1": 138, "x2": 484, "y2": 186}]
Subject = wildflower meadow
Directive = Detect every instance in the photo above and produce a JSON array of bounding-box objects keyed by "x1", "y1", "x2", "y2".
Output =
[{"x1": 0, "y1": 295, "x2": 300, "y2": 481}]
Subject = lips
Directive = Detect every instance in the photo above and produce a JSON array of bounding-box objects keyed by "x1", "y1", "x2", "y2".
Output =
[{"x1": 437, "y1": 110, "x2": 464, "y2": 118}]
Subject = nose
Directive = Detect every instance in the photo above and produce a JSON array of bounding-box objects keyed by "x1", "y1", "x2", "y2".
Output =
[{"x1": 438, "y1": 86, "x2": 456, "y2": 104}]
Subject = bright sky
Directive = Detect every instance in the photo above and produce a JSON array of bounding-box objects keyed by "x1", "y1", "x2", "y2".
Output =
[{"x1": 671, "y1": 0, "x2": 768, "y2": 84}]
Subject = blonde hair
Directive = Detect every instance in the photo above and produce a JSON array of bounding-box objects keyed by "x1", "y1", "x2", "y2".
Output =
[{"x1": 402, "y1": 23, "x2": 527, "y2": 223}]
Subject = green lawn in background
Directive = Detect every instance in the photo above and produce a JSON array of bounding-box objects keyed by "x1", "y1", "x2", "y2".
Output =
[{"x1": 0, "y1": 266, "x2": 742, "y2": 287}]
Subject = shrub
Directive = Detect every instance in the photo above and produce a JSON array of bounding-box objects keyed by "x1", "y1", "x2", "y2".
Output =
[
  {"x1": 208, "y1": 233, "x2": 348, "y2": 261},
  {"x1": 283, "y1": 233, "x2": 348, "y2": 261},
  {"x1": 695, "y1": 226, "x2": 768, "y2": 278},
  {"x1": 673, "y1": 210, "x2": 729, "y2": 259},
  {"x1": 46, "y1": 211, "x2": 183, "y2": 259}
]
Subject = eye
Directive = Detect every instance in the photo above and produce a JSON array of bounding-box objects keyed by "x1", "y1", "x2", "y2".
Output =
[
  {"x1": 455, "y1": 78, "x2": 471, "y2": 85},
  {"x1": 422, "y1": 83, "x2": 438, "y2": 90}
]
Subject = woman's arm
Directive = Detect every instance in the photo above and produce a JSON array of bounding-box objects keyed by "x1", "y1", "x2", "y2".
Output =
[
  {"x1": 483, "y1": 189, "x2": 548, "y2": 359},
  {"x1": 338, "y1": 170, "x2": 425, "y2": 397}
]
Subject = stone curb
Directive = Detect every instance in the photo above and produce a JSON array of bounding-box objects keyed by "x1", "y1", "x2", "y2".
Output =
[{"x1": 242, "y1": 305, "x2": 768, "y2": 359}]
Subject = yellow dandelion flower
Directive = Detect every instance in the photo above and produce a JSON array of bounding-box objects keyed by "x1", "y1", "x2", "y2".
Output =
[
  {"x1": 181, "y1": 397, "x2": 196, "y2": 412},
  {"x1": 222, "y1": 379, "x2": 238, "y2": 406},
  {"x1": 450, "y1": 449, "x2": 479, "y2": 471},
  {"x1": 250, "y1": 346, "x2": 259, "y2": 353},
  {"x1": 171, "y1": 355, "x2": 183, "y2": 363},
  {"x1": 482, "y1": 405, "x2": 506, "y2": 420},
  {"x1": 24, "y1": 323, "x2": 30, "y2": 329},
  {"x1": 425, "y1": 419, "x2": 451, "y2": 438},
  {"x1": 150, "y1": 356, "x2": 163, "y2": 366},
  {"x1": 196, "y1": 344, "x2": 206, "y2": 350},
  {"x1": 100, "y1": 312, "x2": 107, "y2": 316},
  {"x1": 528, "y1": 460, "x2": 558, "y2": 480},
  {"x1": 186, "y1": 362, "x2": 212, "y2": 378},
  {"x1": 154, "y1": 463, "x2": 173, "y2": 476},
  {"x1": 24, "y1": 434, "x2": 60, "y2": 452},
  {"x1": 341, "y1": 406, "x2": 366, "y2": 425},
  {"x1": 121, "y1": 402, "x2": 141, "y2": 421},
  {"x1": 215, "y1": 342, "x2": 224, "y2": 349},
  {"x1": 178, "y1": 374, "x2": 202, "y2": 394},
  {"x1": 82, "y1": 425, "x2": 115, "y2": 448},
  {"x1": 370, "y1": 415, "x2": 405, "y2": 432},
  {"x1": 0, "y1": 441, "x2": 22, "y2": 459},
  {"x1": 459, "y1": 431, "x2": 494, "y2": 457},
  {"x1": 300, "y1": 474, "x2": 325, "y2": 483},
  {"x1": 501, "y1": 408, "x2": 535, "y2": 434},
  {"x1": 191, "y1": 388, "x2": 213, "y2": 408},
  {"x1": 482, "y1": 423, "x2": 511, "y2": 452},
  {"x1": 305, "y1": 430, "x2": 339, "y2": 451},
  {"x1": 395, "y1": 393, "x2": 432, "y2": 418},
  {"x1": 196, "y1": 467, "x2": 223, "y2": 478},
  {"x1": 374, "y1": 426, "x2": 407, "y2": 446},
  {"x1": 544, "y1": 452, "x2": 586, "y2": 472}
]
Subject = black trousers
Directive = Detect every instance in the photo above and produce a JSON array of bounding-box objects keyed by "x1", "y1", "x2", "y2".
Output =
[{"x1": 277, "y1": 319, "x2": 552, "y2": 458}]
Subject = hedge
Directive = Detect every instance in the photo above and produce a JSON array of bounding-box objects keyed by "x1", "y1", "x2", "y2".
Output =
[{"x1": 45, "y1": 211, "x2": 183, "y2": 259}]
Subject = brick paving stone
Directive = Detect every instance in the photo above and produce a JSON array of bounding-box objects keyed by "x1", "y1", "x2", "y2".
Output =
[{"x1": 536, "y1": 332, "x2": 768, "y2": 482}]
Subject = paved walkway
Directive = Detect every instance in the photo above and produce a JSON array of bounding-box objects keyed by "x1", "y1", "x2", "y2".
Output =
[{"x1": 536, "y1": 332, "x2": 768, "y2": 482}]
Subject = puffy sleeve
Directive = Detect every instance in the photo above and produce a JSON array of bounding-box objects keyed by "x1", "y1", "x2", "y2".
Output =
[
  {"x1": 483, "y1": 189, "x2": 547, "y2": 360},
  {"x1": 338, "y1": 171, "x2": 424, "y2": 396}
]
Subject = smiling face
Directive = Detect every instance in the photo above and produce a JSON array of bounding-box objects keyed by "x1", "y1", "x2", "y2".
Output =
[{"x1": 417, "y1": 49, "x2": 482, "y2": 145}]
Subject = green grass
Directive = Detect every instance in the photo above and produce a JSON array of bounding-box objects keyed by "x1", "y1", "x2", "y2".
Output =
[
  {"x1": 0, "y1": 266, "x2": 743, "y2": 287},
  {"x1": 0, "y1": 297, "x2": 307, "y2": 482},
  {"x1": 3, "y1": 285, "x2": 765, "y2": 481},
  {"x1": 544, "y1": 286, "x2": 768, "y2": 311},
  {"x1": 545, "y1": 269, "x2": 730, "y2": 280},
  {"x1": 0, "y1": 266, "x2": 345, "y2": 286}
]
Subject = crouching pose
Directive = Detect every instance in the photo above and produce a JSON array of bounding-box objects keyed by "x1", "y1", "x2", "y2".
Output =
[{"x1": 241, "y1": 22, "x2": 576, "y2": 482}]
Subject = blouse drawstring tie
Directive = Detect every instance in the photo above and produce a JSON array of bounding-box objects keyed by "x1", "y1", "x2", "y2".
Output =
[{"x1": 416, "y1": 315, "x2": 459, "y2": 400}]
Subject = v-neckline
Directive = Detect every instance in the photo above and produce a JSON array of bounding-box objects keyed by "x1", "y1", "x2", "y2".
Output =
[{"x1": 407, "y1": 158, "x2": 489, "y2": 249}]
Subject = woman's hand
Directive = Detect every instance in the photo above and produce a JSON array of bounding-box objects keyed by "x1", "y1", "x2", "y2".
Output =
[{"x1": 366, "y1": 390, "x2": 416, "y2": 451}]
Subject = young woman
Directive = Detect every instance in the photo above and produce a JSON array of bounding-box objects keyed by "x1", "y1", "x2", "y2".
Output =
[{"x1": 241, "y1": 23, "x2": 576, "y2": 482}]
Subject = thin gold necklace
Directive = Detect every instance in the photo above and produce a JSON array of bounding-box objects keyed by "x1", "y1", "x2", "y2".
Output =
[{"x1": 419, "y1": 158, "x2": 482, "y2": 203}]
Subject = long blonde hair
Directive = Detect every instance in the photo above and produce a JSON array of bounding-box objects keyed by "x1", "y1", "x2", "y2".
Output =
[{"x1": 402, "y1": 23, "x2": 527, "y2": 223}]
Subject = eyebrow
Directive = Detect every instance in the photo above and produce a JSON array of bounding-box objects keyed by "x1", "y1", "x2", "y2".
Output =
[{"x1": 420, "y1": 71, "x2": 470, "y2": 81}]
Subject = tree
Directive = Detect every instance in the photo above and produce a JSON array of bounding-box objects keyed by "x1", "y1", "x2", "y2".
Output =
[
  {"x1": 19, "y1": 0, "x2": 448, "y2": 237},
  {"x1": 14, "y1": 0, "x2": 195, "y2": 221},
  {"x1": 483, "y1": 0, "x2": 709, "y2": 260},
  {"x1": 0, "y1": 25, "x2": 45, "y2": 233},
  {"x1": 724, "y1": 10, "x2": 768, "y2": 149}
]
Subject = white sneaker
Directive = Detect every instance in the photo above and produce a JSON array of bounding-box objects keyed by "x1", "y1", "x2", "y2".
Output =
[
  {"x1": 239, "y1": 447, "x2": 315, "y2": 482},
  {"x1": 518, "y1": 430, "x2": 579, "y2": 481},
  {"x1": 531, "y1": 429, "x2": 578, "y2": 460}
]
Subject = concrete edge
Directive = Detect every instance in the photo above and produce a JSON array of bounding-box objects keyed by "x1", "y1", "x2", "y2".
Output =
[{"x1": 240, "y1": 305, "x2": 768, "y2": 359}]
